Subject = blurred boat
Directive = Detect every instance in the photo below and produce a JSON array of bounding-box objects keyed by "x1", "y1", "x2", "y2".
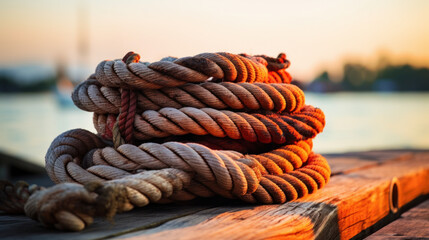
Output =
[
  {"x1": 53, "y1": 62, "x2": 75, "y2": 108},
  {"x1": 54, "y1": 80, "x2": 74, "y2": 107}
]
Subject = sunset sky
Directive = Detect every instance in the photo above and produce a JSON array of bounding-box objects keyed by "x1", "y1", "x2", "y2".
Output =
[{"x1": 1, "y1": 0, "x2": 429, "y2": 81}]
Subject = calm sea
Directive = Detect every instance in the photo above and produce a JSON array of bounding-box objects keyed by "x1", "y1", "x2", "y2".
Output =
[{"x1": 0, "y1": 92, "x2": 428, "y2": 167}]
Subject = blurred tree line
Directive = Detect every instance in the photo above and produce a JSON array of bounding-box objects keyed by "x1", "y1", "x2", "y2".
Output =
[
  {"x1": 0, "y1": 75, "x2": 56, "y2": 92},
  {"x1": 307, "y1": 62, "x2": 429, "y2": 92}
]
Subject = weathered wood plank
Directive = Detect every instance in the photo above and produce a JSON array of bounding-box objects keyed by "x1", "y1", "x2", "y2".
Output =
[
  {"x1": 116, "y1": 202, "x2": 339, "y2": 240},
  {"x1": 117, "y1": 152, "x2": 429, "y2": 240},
  {"x1": 0, "y1": 150, "x2": 427, "y2": 240},
  {"x1": 365, "y1": 199, "x2": 429, "y2": 239}
]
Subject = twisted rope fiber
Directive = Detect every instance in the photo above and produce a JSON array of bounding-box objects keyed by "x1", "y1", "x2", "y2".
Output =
[
  {"x1": 93, "y1": 104, "x2": 324, "y2": 144},
  {"x1": 112, "y1": 52, "x2": 139, "y2": 147},
  {"x1": 1, "y1": 51, "x2": 330, "y2": 231}
]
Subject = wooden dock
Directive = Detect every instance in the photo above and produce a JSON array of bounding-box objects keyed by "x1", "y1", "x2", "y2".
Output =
[{"x1": 1, "y1": 149, "x2": 428, "y2": 240}]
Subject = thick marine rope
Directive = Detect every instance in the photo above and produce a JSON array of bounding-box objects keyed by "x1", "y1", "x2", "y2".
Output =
[{"x1": 0, "y1": 51, "x2": 330, "y2": 231}]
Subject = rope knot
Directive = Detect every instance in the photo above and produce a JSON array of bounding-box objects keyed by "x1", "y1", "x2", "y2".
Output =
[{"x1": 84, "y1": 181, "x2": 131, "y2": 220}]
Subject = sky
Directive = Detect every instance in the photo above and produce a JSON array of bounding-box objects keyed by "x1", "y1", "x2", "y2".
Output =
[{"x1": 1, "y1": 0, "x2": 429, "y2": 81}]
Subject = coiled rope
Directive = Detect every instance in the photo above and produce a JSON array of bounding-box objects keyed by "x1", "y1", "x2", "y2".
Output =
[{"x1": 0, "y1": 52, "x2": 330, "y2": 231}]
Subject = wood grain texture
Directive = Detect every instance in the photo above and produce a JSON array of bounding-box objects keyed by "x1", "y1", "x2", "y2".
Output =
[
  {"x1": 365, "y1": 199, "x2": 429, "y2": 239},
  {"x1": 119, "y1": 152, "x2": 429, "y2": 240}
]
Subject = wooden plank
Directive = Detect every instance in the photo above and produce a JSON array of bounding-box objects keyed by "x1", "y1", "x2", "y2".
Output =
[
  {"x1": 117, "y1": 152, "x2": 429, "y2": 240},
  {"x1": 365, "y1": 199, "x2": 429, "y2": 239},
  {"x1": 0, "y1": 150, "x2": 427, "y2": 240}
]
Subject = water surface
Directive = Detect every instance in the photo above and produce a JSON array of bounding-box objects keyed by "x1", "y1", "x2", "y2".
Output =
[
  {"x1": 306, "y1": 92, "x2": 429, "y2": 153},
  {"x1": 0, "y1": 93, "x2": 94, "y2": 166}
]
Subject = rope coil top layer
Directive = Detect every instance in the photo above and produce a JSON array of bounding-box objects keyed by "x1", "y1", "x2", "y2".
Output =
[
  {"x1": 1, "y1": 51, "x2": 330, "y2": 232},
  {"x1": 94, "y1": 52, "x2": 291, "y2": 90}
]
